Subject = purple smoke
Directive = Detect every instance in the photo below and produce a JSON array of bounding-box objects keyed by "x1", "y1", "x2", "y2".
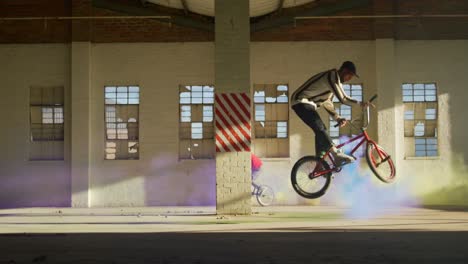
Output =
[{"x1": 321, "y1": 136, "x2": 420, "y2": 219}]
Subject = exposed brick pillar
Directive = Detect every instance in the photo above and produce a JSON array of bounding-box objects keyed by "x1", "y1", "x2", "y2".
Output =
[{"x1": 214, "y1": 0, "x2": 252, "y2": 215}]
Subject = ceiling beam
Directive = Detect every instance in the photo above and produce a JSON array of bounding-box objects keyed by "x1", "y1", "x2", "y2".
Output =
[
  {"x1": 277, "y1": 0, "x2": 285, "y2": 13},
  {"x1": 92, "y1": 0, "x2": 214, "y2": 32},
  {"x1": 181, "y1": 0, "x2": 189, "y2": 15},
  {"x1": 251, "y1": 0, "x2": 371, "y2": 32}
]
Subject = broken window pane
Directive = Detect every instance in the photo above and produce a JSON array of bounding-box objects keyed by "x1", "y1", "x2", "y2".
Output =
[
  {"x1": 277, "y1": 93, "x2": 288, "y2": 103},
  {"x1": 414, "y1": 122, "x2": 425, "y2": 137},
  {"x1": 277, "y1": 85, "x2": 288, "y2": 91},
  {"x1": 254, "y1": 91, "x2": 265, "y2": 103},
  {"x1": 128, "y1": 142, "x2": 138, "y2": 154}
]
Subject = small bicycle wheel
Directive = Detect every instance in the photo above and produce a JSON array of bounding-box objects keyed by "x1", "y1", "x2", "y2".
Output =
[
  {"x1": 366, "y1": 142, "x2": 396, "y2": 183},
  {"x1": 291, "y1": 156, "x2": 332, "y2": 199},
  {"x1": 256, "y1": 185, "x2": 275, "y2": 206}
]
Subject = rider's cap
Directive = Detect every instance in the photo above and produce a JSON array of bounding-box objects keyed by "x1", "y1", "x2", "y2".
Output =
[{"x1": 340, "y1": 61, "x2": 359, "y2": 78}]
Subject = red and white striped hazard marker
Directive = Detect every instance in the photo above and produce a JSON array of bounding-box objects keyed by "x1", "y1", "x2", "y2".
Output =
[{"x1": 215, "y1": 93, "x2": 251, "y2": 152}]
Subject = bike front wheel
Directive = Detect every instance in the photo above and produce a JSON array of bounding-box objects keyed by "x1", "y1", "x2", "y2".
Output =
[
  {"x1": 366, "y1": 142, "x2": 396, "y2": 183},
  {"x1": 256, "y1": 185, "x2": 275, "y2": 206},
  {"x1": 291, "y1": 156, "x2": 332, "y2": 199}
]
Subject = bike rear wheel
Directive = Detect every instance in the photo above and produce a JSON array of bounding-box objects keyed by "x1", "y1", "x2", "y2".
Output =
[
  {"x1": 291, "y1": 156, "x2": 331, "y2": 199},
  {"x1": 366, "y1": 142, "x2": 396, "y2": 183},
  {"x1": 256, "y1": 185, "x2": 275, "y2": 206}
]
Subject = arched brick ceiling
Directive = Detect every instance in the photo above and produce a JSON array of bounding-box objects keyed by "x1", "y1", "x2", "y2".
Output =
[{"x1": 147, "y1": 0, "x2": 316, "y2": 17}]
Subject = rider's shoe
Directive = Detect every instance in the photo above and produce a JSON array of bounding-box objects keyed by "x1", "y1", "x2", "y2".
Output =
[{"x1": 330, "y1": 146, "x2": 355, "y2": 166}]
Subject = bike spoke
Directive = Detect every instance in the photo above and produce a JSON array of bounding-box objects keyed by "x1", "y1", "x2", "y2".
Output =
[
  {"x1": 369, "y1": 144, "x2": 395, "y2": 181},
  {"x1": 296, "y1": 160, "x2": 327, "y2": 194}
]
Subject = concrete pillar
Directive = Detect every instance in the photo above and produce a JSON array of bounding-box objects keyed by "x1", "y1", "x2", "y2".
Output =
[
  {"x1": 375, "y1": 39, "x2": 400, "y2": 163},
  {"x1": 70, "y1": 42, "x2": 91, "y2": 207},
  {"x1": 214, "y1": 0, "x2": 251, "y2": 215},
  {"x1": 70, "y1": 0, "x2": 92, "y2": 207}
]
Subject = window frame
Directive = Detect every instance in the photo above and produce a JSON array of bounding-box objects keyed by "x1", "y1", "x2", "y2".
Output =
[
  {"x1": 178, "y1": 84, "x2": 215, "y2": 160},
  {"x1": 402, "y1": 82, "x2": 439, "y2": 158},
  {"x1": 104, "y1": 85, "x2": 140, "y2": 161},
  {"x1": 252, "y1": 84, "x2": 290, "y2": 158},
  {"x1": 29, "y1": 86, "x2": 65, "y2": 161}
]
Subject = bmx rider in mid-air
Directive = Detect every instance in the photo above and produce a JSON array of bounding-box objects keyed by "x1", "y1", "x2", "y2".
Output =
[{"x1": 291, "y1": 61, "x2": 369, "y2": 166}]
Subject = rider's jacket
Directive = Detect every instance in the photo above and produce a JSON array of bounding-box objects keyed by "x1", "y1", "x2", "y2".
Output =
[{"x1": 291, "y1": 69, "x2": 359, "y2": 120}]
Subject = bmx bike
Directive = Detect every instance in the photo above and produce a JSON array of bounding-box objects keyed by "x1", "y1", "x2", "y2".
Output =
[
  {"x1": 251, "y1": 169, "x2": 275, "y2": 206},
  {"x1": 291, "y1": 95, "x2": 396, "y2": 199}
]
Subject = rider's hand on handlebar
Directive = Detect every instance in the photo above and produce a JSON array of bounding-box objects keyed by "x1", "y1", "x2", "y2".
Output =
[{"x1": 336, "y1": 117, "x2": 348, "y2": 128}]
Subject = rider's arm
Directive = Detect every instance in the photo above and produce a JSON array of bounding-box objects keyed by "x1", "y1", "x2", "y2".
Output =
[
  {"x1": 328, "y1": 71, "x2": 360, "y2": 106},
  {"x1": 322, "y1": 97, "x2": 341, "y2": 121}
]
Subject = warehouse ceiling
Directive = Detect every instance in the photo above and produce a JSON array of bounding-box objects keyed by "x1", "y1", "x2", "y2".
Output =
[
  {"x1": 93, "y1": 0, "x2": 371, "y2": 32},
  {"x1": 146, "y1": 0, "x2": 315, "y2": 17}
]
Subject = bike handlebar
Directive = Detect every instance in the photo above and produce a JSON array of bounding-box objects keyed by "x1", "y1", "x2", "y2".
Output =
[{"x1": 333, "y1": 94, "x2": 378, "y2": 128}]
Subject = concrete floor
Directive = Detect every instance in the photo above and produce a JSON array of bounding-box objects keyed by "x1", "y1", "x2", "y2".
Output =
[{"x1": 1, "y1": 206, "x2": 467, "y2": 263}]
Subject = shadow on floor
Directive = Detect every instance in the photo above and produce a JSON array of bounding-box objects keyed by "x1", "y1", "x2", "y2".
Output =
[
  {"x1": 421, "y1": 205, "x2": 468, "y2": 212},
  {"x1": 0, "y1": 230, "x2": 467, "y2": 264}
]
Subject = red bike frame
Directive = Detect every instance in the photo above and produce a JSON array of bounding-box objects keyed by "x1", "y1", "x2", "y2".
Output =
[{"x1": 310, "y1": 130, "x2": 382, "y2": 179}]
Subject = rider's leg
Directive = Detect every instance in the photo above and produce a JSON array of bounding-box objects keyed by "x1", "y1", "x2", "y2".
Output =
[
  {"x1": 292, "y1": 103, "x2": 355, "y2": 164},
  {"x1": 292, "y1": 103, "x2": 333, "y2": 156}
]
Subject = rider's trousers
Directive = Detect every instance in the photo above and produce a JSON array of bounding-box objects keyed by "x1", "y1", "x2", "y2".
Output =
[{"x1": 292, "y1": 103, "x2": 334, "y2": 157}]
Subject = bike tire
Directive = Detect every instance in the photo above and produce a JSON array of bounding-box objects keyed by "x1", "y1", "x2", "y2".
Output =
[
  {"x1": 256, "y1": 185, "x2": 275, "y2": 206},
  {"x1": 366, "y1": 142, "x2": 396, "y2": 183},
  {"x1": 291, "y1": 156, "x2": 332, "y2": 199}
]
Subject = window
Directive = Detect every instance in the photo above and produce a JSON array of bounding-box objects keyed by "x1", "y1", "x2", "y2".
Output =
[
  {"x1": 105, "y1": 86, "x2": 139, "y2": 160},
  {"x1": 415, "y1": 138, "x2": 438, "y2": 157},
  {"x1": 403, "y1": 83, "x2": 437, "y2": 102},
  {"x1": 253, "y1": 84, "x2": 289, "y2": 158},
  {"x1": 329, "y1": 84, "x2": 363, "y2": 146},
  {"x1": 29, "y1": 86, "x2": 65, "y2": 160},
  {"x1": 402, "y1": 83, "x2": 438, "y2": 157},
  {"x1": 179, "y1": 85, "x2": 215, "y2": 159}
]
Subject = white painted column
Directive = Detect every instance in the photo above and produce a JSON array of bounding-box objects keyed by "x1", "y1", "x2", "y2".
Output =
[
  {"x1": 375, "y1": 39, "x2": 400, "y2": 163},
  {"x1": 215, "y1": 0, "x2": 251, "y2": 215},
  {"x1": 71, "y1": 42, "x2": 91, "y2": 207}
]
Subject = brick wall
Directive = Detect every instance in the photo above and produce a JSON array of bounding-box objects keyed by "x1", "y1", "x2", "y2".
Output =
[
  {"x1": 91, "y1": 8, "x2": 213, "y2": 43},
  {"x1": 1, "y1": 0, "x2": 467, "y2": 43},
  {"x1": 0, "y1": 0, "x2": 71, "y2": 43}
]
